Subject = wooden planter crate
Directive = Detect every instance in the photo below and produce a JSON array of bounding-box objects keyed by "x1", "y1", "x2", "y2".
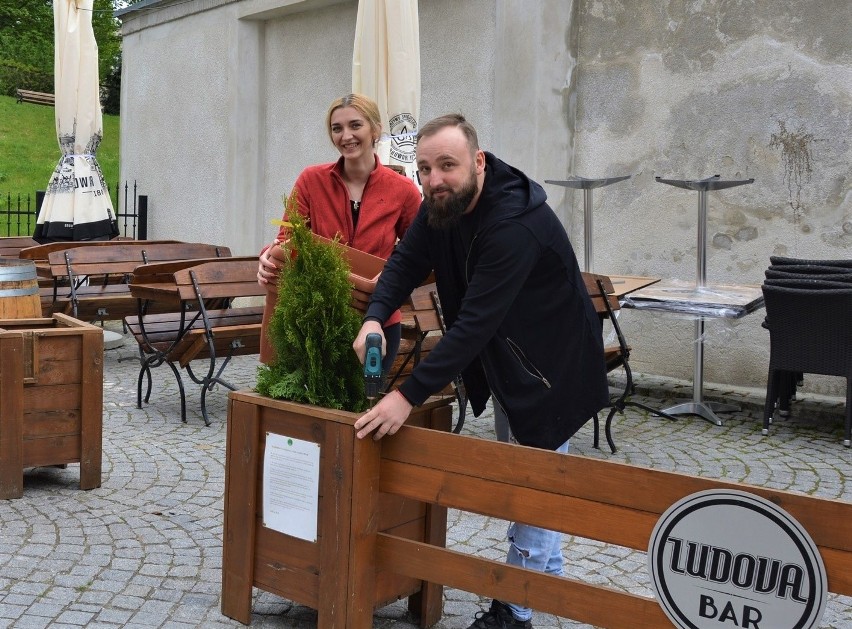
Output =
[
  {"x1": 221, "y1": 390, "x2": 452, "y2": 627},
  {"x1": 0, "y1": 314, "x2": 103, "y2": 499},
  {"x1": 259, "y1": 237, "x2": 387, "y2": 364}
]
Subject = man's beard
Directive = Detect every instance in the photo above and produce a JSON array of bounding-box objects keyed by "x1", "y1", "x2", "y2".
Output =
[{"x1": 425, "y1": 172, "x2": 478, "y2": 230}]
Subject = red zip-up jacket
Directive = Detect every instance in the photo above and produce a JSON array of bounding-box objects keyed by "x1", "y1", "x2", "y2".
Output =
[{"x1": 276, "y1": 154, "x2": 421, "y2": 326}]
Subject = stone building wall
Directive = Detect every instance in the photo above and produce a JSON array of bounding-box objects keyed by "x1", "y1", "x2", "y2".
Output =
[
  {"x1": 117, "y1": 0, "x2": 851, "y2": 394},
  {"x1": 566, "y1": 1, "x2": 851, "y2": 392}
]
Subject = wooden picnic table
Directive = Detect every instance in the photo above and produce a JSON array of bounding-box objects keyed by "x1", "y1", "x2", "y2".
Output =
[
  {"x1": 607, "y1": 274, "x2": 660, "y2": 298},
  {"x1": 126, "y1": 256, "x2": 264, "y2": 425},
  {"x1": 34, "y1": 241, "x2": 231, "y2": 320}
]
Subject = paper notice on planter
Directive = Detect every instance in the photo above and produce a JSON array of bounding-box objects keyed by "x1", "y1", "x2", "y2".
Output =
[{"x1": 262, "y1": 433, "x2": 320, "y2": 542}]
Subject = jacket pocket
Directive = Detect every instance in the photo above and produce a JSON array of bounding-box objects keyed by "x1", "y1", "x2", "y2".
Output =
[{"x1": 504, "y1": 337, "x2": 552, "y2": 389}]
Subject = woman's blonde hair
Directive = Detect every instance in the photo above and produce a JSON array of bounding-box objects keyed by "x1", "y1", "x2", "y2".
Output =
[{"x1": 325, "y1": 93, "x2": 382, "y2": 144}]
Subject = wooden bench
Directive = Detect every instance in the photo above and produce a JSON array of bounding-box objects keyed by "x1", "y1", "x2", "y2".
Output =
[
  {"x1": 388, "y1": 283, "x2": 465, "y2": 430},
  {"x1": 20, "y1": 239, "x2": 180, "y2": 313},
  {"x1": 0, "y1": 236, "x2": 39, "y2": 258},
  {"x1": 15, "y1": 89, "x2": 54, "y2": 106},
  {"x1": 581, "y1": 272, "x2": 677, "y2": 453},
  {"x1": 125, "y1": 257, "x2": 265, "y2": 425},
  {"x1": 44, "y1": 242, "x2": 231, "y2": 322}
]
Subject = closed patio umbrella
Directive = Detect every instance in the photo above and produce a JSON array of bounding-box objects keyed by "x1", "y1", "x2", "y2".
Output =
[
  {"x1": 35, "y1": 0, "x2": 118, "y2": 242},
  {"x1": 352, "y1": 0, "x2": 421, "y2": 180}
]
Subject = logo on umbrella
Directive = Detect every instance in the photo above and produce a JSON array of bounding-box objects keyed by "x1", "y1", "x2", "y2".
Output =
[{"x1": 389, "y1": 113, "x2": 417, "y2": 163}]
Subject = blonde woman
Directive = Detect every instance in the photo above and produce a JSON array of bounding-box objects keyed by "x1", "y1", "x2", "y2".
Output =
[{"x1": 258, "y1": 93, "x2": 421, "y2": 372}]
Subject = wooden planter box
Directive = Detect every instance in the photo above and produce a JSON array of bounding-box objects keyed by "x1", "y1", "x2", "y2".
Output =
[
  {"x1": 221, "y1": 390, "x2": 453, "y2": 627},
  {"x1": 0, "y1": 314, "x2": 103, "y2": 499},
  {"x1": 260, "y1": 237, "x2": 388, "y2": 364}
]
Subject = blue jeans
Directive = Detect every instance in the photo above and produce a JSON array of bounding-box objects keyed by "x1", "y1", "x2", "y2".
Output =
[{"x1": 493, "y1": 398, "x2": 569, "y2": 622}]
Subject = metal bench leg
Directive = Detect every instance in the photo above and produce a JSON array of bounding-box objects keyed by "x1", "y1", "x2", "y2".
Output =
[
  {"x1": 163, "y1": 360, "x2": 188, "y2": 423},
  {"x1": 137, "y1": 354, "x2": 156, "y2": 408},
  {"x1": 452, "y1": 380, "x2": 468, "y2": 434},
  {"x1": 184, "y1": 346, "x2": 236, "y2": 427},
  {"x1": 592, "y1": 414, "x2": 601, "y2": 449},
  {"x1": 141, "y1": 353, "x2": 188, "y2": 423}
]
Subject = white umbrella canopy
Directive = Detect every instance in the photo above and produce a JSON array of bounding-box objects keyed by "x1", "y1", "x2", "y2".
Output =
[
  {"x1": 352, "y1": 0, "x2": 421, "y2": 181},
  {"x1": 35, "y1": 0, "x2": 118, "y2": 241}
]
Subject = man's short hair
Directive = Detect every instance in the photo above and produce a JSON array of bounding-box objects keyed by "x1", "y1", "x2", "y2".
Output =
[{"x1": 416, "y1": 114, "x2": 479, "y2": 153}]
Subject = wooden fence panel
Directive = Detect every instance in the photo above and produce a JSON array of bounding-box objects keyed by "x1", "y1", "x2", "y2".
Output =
[{"x1": 375, "y1": 425, "x2": 852, "y2": 627}]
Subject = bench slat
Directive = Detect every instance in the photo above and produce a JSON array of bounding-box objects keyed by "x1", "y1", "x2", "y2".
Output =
[
  {"x1": 20, "y1": 239, "x2": 179, "y2": 262},
  {"x1": 16, "y1": 89, "x2": 55, "y2": 106},
  {"x1": 44, "y1": 242, "x2": 233, "y2": 321}
]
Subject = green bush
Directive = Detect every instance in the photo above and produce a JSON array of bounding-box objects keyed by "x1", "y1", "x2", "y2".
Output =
[
  {"x1": 256, "y1": 194, "x2": 367, "y2": 412},
  {"x1": 100, "y1": 54, "x2": 121, "y2": 116},
  {"x1": 0, "y1": 58, "x2": 53, "y2": 97}
]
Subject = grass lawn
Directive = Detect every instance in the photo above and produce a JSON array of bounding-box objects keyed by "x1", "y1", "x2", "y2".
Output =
[{"x1": 0, "y1": 93, "x2": 120, "y2": 202}]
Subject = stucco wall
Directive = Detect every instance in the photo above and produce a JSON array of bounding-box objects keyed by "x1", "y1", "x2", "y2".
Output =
[
  {"x1": 571, "y1": 0, "x2": 852, "y2": 393},
  {"x1": 117, "y1": 0, "x2": 851, "y2": 396},
  {"x1": 120, "y1": 6, "x2": 237, "y2": 246},
  {"x1": 259, "y1": 0, "x2": 501, "y2": 236}
]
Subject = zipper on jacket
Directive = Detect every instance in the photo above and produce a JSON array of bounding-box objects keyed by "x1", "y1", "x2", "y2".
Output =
[
  {"x1": 464, "y1": 233, "x2": 478, "y2": 286},
  {"x1": 505, "y1": 337, "x2": 551, "y2": 388}
]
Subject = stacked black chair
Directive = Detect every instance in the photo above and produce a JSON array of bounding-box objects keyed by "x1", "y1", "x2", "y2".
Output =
[
  {"x1": 770, "y1": 256, "x2": 852, "y2": 267},
  {"x1": 761, "y1": 257, "x2": 852, "y2": 446},
  {"x1": 765, "y1": 268, "x2": 852, "y2": 281}
]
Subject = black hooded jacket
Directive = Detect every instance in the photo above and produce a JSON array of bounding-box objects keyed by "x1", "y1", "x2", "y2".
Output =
[{"x1": 365, "y1": 152, "x2": 609, "y2": 449}]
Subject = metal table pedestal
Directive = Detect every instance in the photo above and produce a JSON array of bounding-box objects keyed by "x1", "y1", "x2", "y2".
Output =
[
  {"x1": 544, "y1": 175, "x2": 632, "y2": 273},
  {"x1": 655, "y1": 175, "x2": 754, "y2": 426}
]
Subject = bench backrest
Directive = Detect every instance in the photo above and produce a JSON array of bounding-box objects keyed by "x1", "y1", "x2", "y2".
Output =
[
  {"x1": 20, "y1": 239, "x2": 180, "y2": 261},
  {"x1": 48, "y1": 242, "x2": 231, "y2": 278},
  {"x1": 16, "y1": 89, "x2": 55, "y2": 105},
  {"x1": 0, "y1": 236, "x2": 39, "y2": 258},
  {"x1": 581, "y1": 272, "x2": 619, "y2": 314},
  {"x1": 172, "y1": 258, "x2": 265, "y2": 303}
]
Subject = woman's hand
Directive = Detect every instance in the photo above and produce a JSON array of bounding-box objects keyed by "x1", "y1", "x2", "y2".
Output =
[{"x1": 257, "y1": 241, "x2": 286, "y2": 287}]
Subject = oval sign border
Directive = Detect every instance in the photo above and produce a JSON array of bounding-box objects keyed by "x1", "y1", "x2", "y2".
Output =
[{"x1": 648, "y1": 489, "x2": 827, "y2": 629}]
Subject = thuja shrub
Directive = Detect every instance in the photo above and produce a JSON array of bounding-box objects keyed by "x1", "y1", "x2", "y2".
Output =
[{"x1": 256, "y1": 194, "x2": 367, "y2": 412}]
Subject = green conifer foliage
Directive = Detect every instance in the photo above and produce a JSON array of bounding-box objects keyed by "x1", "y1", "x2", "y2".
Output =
[{"x1": 256, "y1": 194, "x2": 367, "y2": 412}]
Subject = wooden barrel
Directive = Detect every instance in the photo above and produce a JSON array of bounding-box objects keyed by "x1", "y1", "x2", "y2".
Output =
[{"x1": 0, "y1": 259, "x2": 42, "y2": 319}]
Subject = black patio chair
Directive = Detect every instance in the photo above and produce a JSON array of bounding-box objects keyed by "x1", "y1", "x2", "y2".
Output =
[
  {"x1": 770, "y1": 256, "x2": 852, "y2": 268},
  {"x1": 764, "y1": 269, "x2": 852, "y2": 282},
  {"x1": 761, "y1": 284, "x2": 852, "y2": 446},
  {"x1": 763, "y1": 278, "x2": 852, "y2": 290},
  {"x1": 762, "y1": 276, "x2": 852, "y2": 412}
]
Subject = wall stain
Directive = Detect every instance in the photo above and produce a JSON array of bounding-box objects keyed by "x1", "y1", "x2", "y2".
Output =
[{"x1": 768, "y1": 120, "x2": 817, "y2": 220}]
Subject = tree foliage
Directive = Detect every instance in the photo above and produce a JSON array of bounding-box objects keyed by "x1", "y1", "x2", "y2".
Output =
[
  {"x1": 0, "y1": 1, "x2": 123, "y2": 100},
  {"x1": 256, "y1": 193, "x2": 368, "y2": 412}
]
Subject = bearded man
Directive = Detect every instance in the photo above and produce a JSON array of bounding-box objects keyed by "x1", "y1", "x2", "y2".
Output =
[{"x1": 353, "y1": 114, "x2": 609, "y2": 629}]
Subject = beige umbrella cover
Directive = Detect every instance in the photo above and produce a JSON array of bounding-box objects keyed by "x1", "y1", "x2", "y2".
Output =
[
  {"x1": 352, "y1": 0, "x2": 421, "y2": 180},
  {"x1": 35, "y1": 0, "x2": 117, "y2": 241}
]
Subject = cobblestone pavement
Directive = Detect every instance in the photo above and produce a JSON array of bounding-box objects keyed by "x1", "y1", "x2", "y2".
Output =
[{"x1": 1, "y1": 333, "x2": 850, "y2": 628}]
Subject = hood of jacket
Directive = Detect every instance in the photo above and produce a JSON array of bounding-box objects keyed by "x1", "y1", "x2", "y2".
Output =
[{"x1": 473, "y1": 152, "x2": 548, "y2": 228}]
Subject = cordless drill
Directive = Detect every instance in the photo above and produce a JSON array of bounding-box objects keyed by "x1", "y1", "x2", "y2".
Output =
[{"x1": 364, "y1": 333, "x2": 383, "y2": 406}]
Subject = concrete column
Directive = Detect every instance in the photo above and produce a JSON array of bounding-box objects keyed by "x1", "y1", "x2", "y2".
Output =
[
  {"x1": 226, "y1": 17, "x2": 266, "y2": 256},
  {"x1": 493, "y1": 0, "x2": 579, "y2": 224}
]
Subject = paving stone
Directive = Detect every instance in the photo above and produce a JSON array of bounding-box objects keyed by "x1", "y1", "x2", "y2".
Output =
[{"x1": 0, "y1": 343, "x2": 849, "y2": 628}]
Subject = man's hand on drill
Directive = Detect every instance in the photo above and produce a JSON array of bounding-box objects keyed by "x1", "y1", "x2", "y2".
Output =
[
  {"x1": 352, "y1": 320, "x2": 385, "y2": 364},
  {"x1": 354, "y1": 390, "x2": 413, "y2": 440}
]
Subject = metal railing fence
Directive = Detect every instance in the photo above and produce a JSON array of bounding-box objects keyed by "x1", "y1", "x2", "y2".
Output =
[{"x1": 1, "y1": 181, "x2": 147, "y2": 239}]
